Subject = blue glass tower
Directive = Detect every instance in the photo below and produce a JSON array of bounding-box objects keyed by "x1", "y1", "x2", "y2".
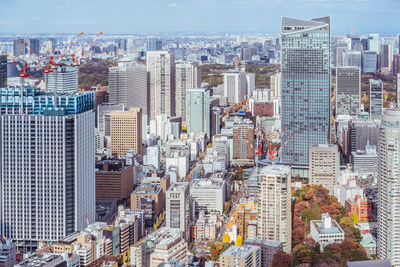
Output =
[{"x1": 280, "y1": 17, "x2": 331, "y2": 166}]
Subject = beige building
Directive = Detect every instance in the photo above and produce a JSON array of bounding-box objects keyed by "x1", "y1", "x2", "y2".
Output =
[
  {"x1": 309, "y1": 144, "x2": 339, "y2": 193},
  {"x1": 257, "y1": 164, "x2": 292, "y2": 253},
  {"x1": 220, "y1": 245, "x2": 261, "y2": 267},
  {"x1": 146, "y1": 51, "x2": 175, "y2": 119},
  {"x1": 110, "y1": 108, "x2": 142, "y2": 156}
]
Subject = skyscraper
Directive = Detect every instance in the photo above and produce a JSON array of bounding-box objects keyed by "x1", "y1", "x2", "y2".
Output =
[
  {"x1": 13, "y1": 39, "x2": 25, "y2": 57},
  {"x1": 166, "y1": 182, "x2": 192, "y2": 238},
  {"x1": 186, "y1": 88, "x2": 210, "y2": 137},
  {"x1": 147, "y1": 37, "x2": 162, "y2": 51},
  {"x1": 397, "y1": 73, "x2": 400, "y2": 106},
  {"x1": 146, "y1": 51, "x2": 176, "y2": 119},
  {"x1": 245, "y1": 73, "x2": 255, "y2": 96},
  {"x1": 257, "y1": 164, "x2": 292, "y2": 253},
  {"x1": 232, "y1": 119, "x2": 255, "y2": 166},
  {"x1": 336, "y1": 67, "x2": 360, "y2": 116},
  {"x1": 362, "y1": 51, "x2": 378, "y2": 74},
  {"x1": 369, "y1": 79, "x2": 383, "y2": 120},
  {"x1": 28, "y1": 39, "x2": 40, "y2": 55},
  {"x1": 175, "y1": 62, "x2": 202, "y2": 122},
  {"x1": 0, "y1": 55, "x2": 6, "y2": 88},
  {"x1": 110, "y1": 108, "x2": 142, "y2": 156},
  {"x1": 108, "y1": 60, "x2": 149, "y2": 118},
  {"x1": 270, "y1": 72, "x2": 281, "y2": 97},
  {"x1": 368, "y1": 34, "x2": 380, "y2": 52},
  {"x1": 47, "y1": 66, "x2": 78, "y2": 92},
  {"x1": 223, "y1": 70, "x2": 247, "y2": 103},
  {"x1": 380, "y1": 44, "x2": 393, "y2": 72},
  {"x1": 280, "y1": 16, "x2": 331, "y2": 166},
  {"x1": 0, "y1": 88, "x2": 95, "y2": 246},
  {"x1": 377, "y1": 109, "x2": 400, "y2": 265}
]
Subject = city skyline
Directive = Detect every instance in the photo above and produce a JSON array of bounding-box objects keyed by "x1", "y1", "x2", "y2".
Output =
[{"x1": 1, "y1": 0, "x2": 399, "y2": 34}]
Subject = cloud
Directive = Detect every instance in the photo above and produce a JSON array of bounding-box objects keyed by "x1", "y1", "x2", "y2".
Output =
[{"x1": 169, "y1": 2, "x2": 178, "y2": 7}]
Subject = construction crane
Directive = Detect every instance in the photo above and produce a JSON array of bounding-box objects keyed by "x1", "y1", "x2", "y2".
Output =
[
  {"x1": 20, "y1": 40, "x2": 42, "y2": 70},
  {"x1": 60, "y1": 32, "x2": 84, "y2": 60},
  {"x1": 17, "y1": 63, "x2": 31, "y2": 114},
  {"x1": 81, "y1": 32, "x2": 103, "y2": 58}
]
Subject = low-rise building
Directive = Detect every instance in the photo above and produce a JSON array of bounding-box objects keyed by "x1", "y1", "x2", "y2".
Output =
[
  {"x1": 131, "y1": 184, "x2": 164, "y2": 226},
  {"x1": 310, "y1": 213, "x2": 345, "y2": 250},
  {"x1": 219, "y1": 245, "x2": 261, "y2": 267}
]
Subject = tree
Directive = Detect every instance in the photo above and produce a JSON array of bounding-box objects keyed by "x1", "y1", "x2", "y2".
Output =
[
  {"x1": 235, "y1": 235, "x2": 243, "y2": 246},
  {"x1": 223, "y1": 233, "x2": 230, "y2": 243},
  {"x1": 271, "y1": 251, "x2": 292, "y2": 267},
  {"x1": 351, "y1": 213, "x2": 359, "y2": 224}
]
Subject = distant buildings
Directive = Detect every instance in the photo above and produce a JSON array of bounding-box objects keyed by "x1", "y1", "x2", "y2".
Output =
[
  {"x1": 220, "y1": 245, "x2": 261, "y2": 267},
  {"x1": 310, "y1": 213, "x2": 344, "y2": 250},
  {"x1": 362, "y1": 51, "x2": 378, "y2": 74},
  {"x1": 257, "y1": 165, "x2": 292, "y2": 253},
  {"x1": 13, "y1": 39, "x2": 25, "y2": 56},
  {"x1": 0, "y1": 55, "x2": 6, "y2": 87},
  {"x1": 369, "y1": 79, "x2": 383, "y2": 120},
  {"x1": 377, "y1": 109, "x2": 400, "y2": 265},
  {"x1": 146, "y1": 51, "x2": 176, "y2": 119},
  {"x1": 0, "y1": 88, "x2": 95, "y2": 246},
  {"x1": 110, "y1": 108, "x2": 142, "y2": 156},
  {"x1": 28, "y1": 38, "x2": 40, "y2": 55},
  {"x1": 147, "y1": 37, "x2": 162, "y2": 51},
  {"x1": 186, "y1": 88, "x2": 210, "y2": 137},
  {"x1": 223, "y1": 70, "x2": 247, "y2": 103},
  {"x1": 281, "y1": 16, "x2": 331, "y2": 166},
  {"x1": 175, "y1": 62, "x2": 201, "y2": 122},
  {"x1": 336, "y1": 67, "x2": 360, "y2": 116},
  {"x1": 309, "y1": 144, "x2": 339, "y2": 193}
]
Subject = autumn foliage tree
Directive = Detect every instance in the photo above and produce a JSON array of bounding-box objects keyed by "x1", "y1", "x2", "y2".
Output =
[{"x1": 271, "y1": 251, "x2": 292, "y2": 267}]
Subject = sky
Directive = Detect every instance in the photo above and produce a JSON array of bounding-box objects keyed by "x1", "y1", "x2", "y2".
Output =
[{"x1": 1, "y1": 0, "x2": 399, "y2": 35}]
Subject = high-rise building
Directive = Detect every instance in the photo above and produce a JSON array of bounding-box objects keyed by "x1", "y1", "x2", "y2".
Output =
[
  {"x1": 47, "y1": 38, "x2": 56, "y2": 55},
  {"x1": 108, "y1": 60, "x2": 149, "y2": 118},
  {"x1": 369, "y1": 79, "x2": 383, "y2": 120},
  {"x1": 223, "y1": 70, "x2": 247, "y2": 103},
  {"x1": 110, "y1": 108, "x2": 142, "y2": 156},
  {"x1": 336, "y1": 67, "x2": 360, "y2": 116},
  {"x1": 281, "y1": 16, "x2": 331, "y2": 166},
  {"x1": 362, "y1": 51, "x2": 378, "y2": 74},
  {"x1": 97, "y1": 103, "x2": 125, "y2": 136},
  {"x1": 175, "y1": 62, "x2": 201, "y2": 122},
  {"x1": 343, "y1": 50, "x2": 362, "y2": 68},
  {"x1": 0, "y1": 88, "x2": 95, "y2": 246},
  {"x1": 166, "y1": 182, "x2": 192, "y2": 238},
  {"x1": 146, "y1": 51, "x2": 176, "y2": 119},
  {"x1": 257, "y1": 165, "x2": 292, "y2": 253},
  {"x1": 0, "y1": 55, "x2": 6, "y2": 88},
  {"x1": 232, "y1": 119, "x2": 255, "y2": 166},
  {"x1": 309, "y1": 144, "x2": 339, "y2": 193},
  {"x1": 347, "y1": 119, "x2": 379, "y2": 156},
  {"x1": 186, "y1": 88, "x2": 210, "y2": 137},
  {"x1": 117, "y1": 39, "x2": 127, "y2": 52},
  {"x1": 368, "y1": 34, "x2": 380, "y2": 52},
  {"x1": 380, "y1": 44, "x2": 394, "y2": 72},
  {"x1": 246, "y1": 73, "x2": 255, "y2": 96},
  {"x1": 147, "y1": 37, "x2": 162, "y2": 51},
  {"x1": 270, "y1": 72, "x2": 281, "y2": 97},
  {"x1": 397, "y1": 73, "x2": 400, "y2": 106},
  {"x1": 377, "y1": 109, "x2": 400, "y2": 265},
  {"x1": 47, "y1": 66, "x2": 78, "y2": 92},
  {"x1": 28, "y1": 39, "x2": 40, "y2": 55},
  {"x1": 393, "y1": 54, "x2": 400, "y2": 75},
  {"x1": 13, "y1": 39, "x2": 25, "y2": 57},
  {"x1": 210, "y1": 106, "x2": 222, "y2": 137}
]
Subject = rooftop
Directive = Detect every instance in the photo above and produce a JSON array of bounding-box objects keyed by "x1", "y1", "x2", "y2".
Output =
[
  {"x1": 221, "y1": 245, "x2": 260, "y2": 258},
  {"x1": 258, "y1": 164, "x2": 291, "y2": 177}
]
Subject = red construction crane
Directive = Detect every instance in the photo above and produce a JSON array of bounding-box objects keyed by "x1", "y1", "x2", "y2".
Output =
[
  {"x1": 60, "y1": 32, "x2": 84, "y2": 60},
  {"x1": 18, "y1": 63, "x2": 31, "y2": 114},
  {"x1": 81, "y1": 32, "x2": 103, "y2": 58}
]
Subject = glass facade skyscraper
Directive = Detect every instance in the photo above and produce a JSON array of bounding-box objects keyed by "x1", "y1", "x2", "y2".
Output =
[{"x1": 280, "y1": 17, "x2": 331, "y2": 166}]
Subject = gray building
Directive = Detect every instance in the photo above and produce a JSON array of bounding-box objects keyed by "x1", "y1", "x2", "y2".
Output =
[
  {"x1": 343, "y1": 50, "x2": 362, "y2": 68},
  {"x1": 28, "y1": 39, "x2": 40, "y2": 55},
  {"x1": 13, "y1": 39, "x2": 25, "y2": 57},
  {"x1": 309, "y1": 144, "x2": 339, "y2": 193},
  {"x1": 347, "y1": 119, "x2": 379, "y2": 156},
  {"x1": 166, "y1": 182, "x2": 192, "y2": 238},
  {"x1": 336, "y1": 67, "x2": 360, "y2": 116},
  {"x1": 147, "y1": 37, "x2": 162, "y2": 51},
  {"x1": 0, "y1": 55, "x2": 6, "y2": 88},
  {"x1": 186, "y1": 88, "x2": 210, "y2": 137},
  {"x1": 369, "y1": 79, "x2": 383, "y2": 120},
  {"x1": 350, "y1": 144, "x2": 378, "y2": 174},
  {"x1": 281, "y1": 16, "x2": 331, "y2": 166},
  {"x1": 0, "y1": 237, "x2": 16, "y2": 267},
  {"x1": 362, "y1": 51, "x2": 378, "y2": 73},
  {"x1": 244, "y1": 239, "x2": 283, "y2": 267},
  {"x1": 97, "y1": 103, "x2": 125, "y2": 136}
]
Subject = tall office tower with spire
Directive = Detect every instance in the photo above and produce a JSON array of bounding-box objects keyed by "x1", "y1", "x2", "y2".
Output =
[
  {"x1": 186, "y1": 88, "x2": 210, "y2": 137},
  {"x1": 146, "y1": 51, "x2": 176, "y2": 120},
  {"x1": 377, "y1": 109, "x2": 400, "y2": 265},
  {"x1": 0, "y1": 88, "x2": 95, "y2": 248},
  {"x1": 280, "y1": 17, "x2": 331, "y2": 166},
  {"x1": 108, "y1": 60, "x2": 149, "y2": 118},
  {"x1": 336, "y1": 67, "x2": 361, "y2": 116},
  {"x1": 175, "y1": 62, "x2": 201, "y2": 122}
]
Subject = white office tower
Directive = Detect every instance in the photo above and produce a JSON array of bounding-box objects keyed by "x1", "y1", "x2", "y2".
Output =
[
  {"x1": 166, "y1": 182, "x2": 192, "y2": 238},
  {"x1": 270, "y1": 72, "x2": 281, "y2": 97},
  {"x1": 0, "y1": 88, "x2": 95, "y2": 248},
  {"x1": 223, "y1": 70, "x2": 247, "y2": 103},
  {"x1": 257, "y1": 165, "x2": 292, "y2": 253},
  {"x1": 108, "y1": 59, "x2": 149, "y2": 118},
  {"x1": 47, "y1": 65, "x2": 78, "y2": 92},
  {"x1": 186, "y1": 88, "x2": 210, "y2": 138},
  {"x1": 175, "y1": 62, "x2": 202, "y2": 123},
  {"x1": 146, "y1": 51, "x2": 176, "y2": 120},
  {"x1": 377, "y1": 108, "x2": 400, "y2": 265},
  {"x1": 245, "y1": 73, "x2": 255, "y2": 96}
]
